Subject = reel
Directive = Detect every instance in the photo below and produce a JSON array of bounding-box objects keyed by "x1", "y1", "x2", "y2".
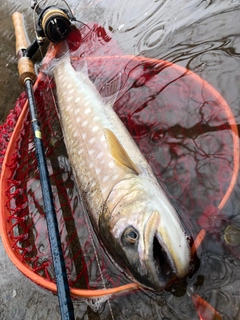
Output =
[
  {"x1": 32, "y1": 0, "x2": 75, "y2": 43},
  {"x1": 36, "y1": 6, "x2": 73, "y2": 43}
]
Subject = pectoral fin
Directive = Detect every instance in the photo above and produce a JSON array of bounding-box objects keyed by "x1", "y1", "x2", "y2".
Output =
[{"x1": 104, "y1": 128, "x2": 139, "y2": 175}]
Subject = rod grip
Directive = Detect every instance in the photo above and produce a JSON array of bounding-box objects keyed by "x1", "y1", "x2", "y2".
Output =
[
  {"x1": 18, "y1": 57, "x2": 36, "y2": 86},
  {"x1": 12, "y1": 12, "x2": 29, "y2": 55},
  {"x1": 12, "y1": 12, "x2": 36, "y2": 85}
]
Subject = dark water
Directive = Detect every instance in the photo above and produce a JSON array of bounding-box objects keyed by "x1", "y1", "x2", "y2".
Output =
[{"x1": 1, "y1": 0, "x2": 240, "y2": 319}]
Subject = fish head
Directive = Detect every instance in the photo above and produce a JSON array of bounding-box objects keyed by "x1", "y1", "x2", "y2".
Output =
[{"x1": 99, "y1": 179, "x2": 191, "y2": 290}]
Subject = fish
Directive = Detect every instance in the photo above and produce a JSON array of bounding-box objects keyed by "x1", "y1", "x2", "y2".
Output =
[{"x1": 51, "y1": 43, "x2": 190, "y2": 290}]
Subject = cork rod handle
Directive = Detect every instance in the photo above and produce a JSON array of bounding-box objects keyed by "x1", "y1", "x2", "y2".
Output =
[
  {"x1": 12, "y1": 12, "x2": 36, "y2": 85},
  {"x1": 12, "y1": 12, "x2": 29, "y2": 55}
]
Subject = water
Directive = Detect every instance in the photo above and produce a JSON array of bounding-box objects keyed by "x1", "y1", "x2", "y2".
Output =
[{"x1": 1, "y1": 0, "x2": 240, "y2": 319}]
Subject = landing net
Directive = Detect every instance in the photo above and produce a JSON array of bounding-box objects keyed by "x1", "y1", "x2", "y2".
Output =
[{"x1": 0, "y1": 23, "x2": 239, "y2": 298}]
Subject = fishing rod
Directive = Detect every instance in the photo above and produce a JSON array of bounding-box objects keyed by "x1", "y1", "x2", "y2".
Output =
[
  {"x1": 8, "y1": 1, "x2": 141, "y2": 302},
  {"x1": 12, "y1": 11, "x2": 75, "y2": 320}
]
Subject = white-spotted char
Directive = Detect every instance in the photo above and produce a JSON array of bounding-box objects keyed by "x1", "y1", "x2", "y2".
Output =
[{"x1": 52, "y1": 48, "x2": 190, "y2": 290}]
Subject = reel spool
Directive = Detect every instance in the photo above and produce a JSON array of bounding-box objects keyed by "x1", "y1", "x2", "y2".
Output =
[
  {"x1": 31, "y1": 0, "x2": 76, "y2": 43},
  {"x1": 36, "y1": 6, "x2": 73, "y2": 43},
  {"x1": 31, "y1": 0, "x2": 89, "y2": 46}
]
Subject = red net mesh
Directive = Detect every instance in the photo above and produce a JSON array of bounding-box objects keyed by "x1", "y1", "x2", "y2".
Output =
[
  {"x1": 0, "y1": 92, "x2": 26, "y2": 173},
  {"x1": 0, "y1": 23, "x2": 238, "y2": 296}
]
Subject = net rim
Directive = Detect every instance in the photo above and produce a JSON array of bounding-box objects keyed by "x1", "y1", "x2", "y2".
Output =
[{"x1": 0, "y1": 53, "x2": 239, "y2": 298}]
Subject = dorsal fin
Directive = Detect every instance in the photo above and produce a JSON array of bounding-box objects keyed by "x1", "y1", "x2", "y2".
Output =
[{"x1": 104, "y1": 128, "x2": 139, "y2": 175}]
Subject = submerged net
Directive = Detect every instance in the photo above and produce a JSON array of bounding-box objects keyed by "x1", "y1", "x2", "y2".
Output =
[{"x1": 0, "y1": 23, "x2": 239, "y2": 298}]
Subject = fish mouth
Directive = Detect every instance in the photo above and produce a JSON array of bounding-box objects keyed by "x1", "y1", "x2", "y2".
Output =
[
  {"x1": 141, "y1": 210, "x2": 190, "y2": 290},
  {"x1": 152, "y1": 235, "x2": 175, "y2": 282}
]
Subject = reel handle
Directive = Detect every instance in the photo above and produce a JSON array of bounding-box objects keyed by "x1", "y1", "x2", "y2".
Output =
[{"x1": 12, "y1": 12, "x2": 36, "y2": 86}]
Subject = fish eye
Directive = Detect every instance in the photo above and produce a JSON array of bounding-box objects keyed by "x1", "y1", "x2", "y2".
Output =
[{"x1": 121, "y1": 227, "x2": 139, "y2": 246}]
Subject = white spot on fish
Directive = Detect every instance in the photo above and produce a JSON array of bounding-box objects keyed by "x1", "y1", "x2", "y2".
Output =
[
  {"x1": 113, "y1": 174, "x2": 120, "y2": 180},
  {"x1": 75, "y1": 97, "x2": 81, "y2": 104},
  {"x1": 102, "y1": 186, "x2": 108, "y2": 194},
  {"x1": 93, "y1": 116, "x2": 100, "y2": 122},
  {"x1": 82, "y1": 120, "x2": 88, "y2": 127},
  {"x1": 108, "y1": 161, "x2": 114, "y2": 168},
  {"x1": 82, "y1": 133, "x2": 87, "y2": 139},
  {"x1": 78, "y1": 149, "x2": 84, "y2": 155},
  {"x1": 92, "y1": 126, "x2": 99, "y2": 132},
  {"x1": 84, "y1": 108, "x2": 91, "y2": 114},
  {"x1": 96, "y1": 168, "x2": 101, "y2": 175},
  {"x1": 96, "y1": 152, "x2": 103, "y2": 159},
  {"x1": 75, "y1": 109, "x2": 80, "y2": 115},
  {"x1": 100, "y1": 135, "x2": 105, "y2": 142},
  {"x1": 91, "y1": 181, "x2": 96, "y2": 188},
  {"x1": 73, "y1": 132, "x2": 78, "y2": 138},
  {"x1": 103, "y1": 176, "x2": 109, "y2": 182},
  {"x1": 89, "y1": 149, "x2": 94, "y2": 156},
  {"x1": 89, "y1": 137, "x2": 95, "y2": 144}
]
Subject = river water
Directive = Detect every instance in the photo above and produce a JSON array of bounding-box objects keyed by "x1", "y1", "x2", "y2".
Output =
[{"x1": 1, "y1": 0, "x2": 240, "y2": 319}]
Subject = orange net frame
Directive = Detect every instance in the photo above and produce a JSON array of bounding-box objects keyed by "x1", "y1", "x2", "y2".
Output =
[{"x1": 0, "y1": 23, "x2": 239, "y2": 298}]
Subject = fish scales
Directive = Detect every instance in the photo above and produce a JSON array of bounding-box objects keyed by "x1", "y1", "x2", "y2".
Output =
[{"x1": 53, "y1": 53, "x2": 190, "y2": 290}]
